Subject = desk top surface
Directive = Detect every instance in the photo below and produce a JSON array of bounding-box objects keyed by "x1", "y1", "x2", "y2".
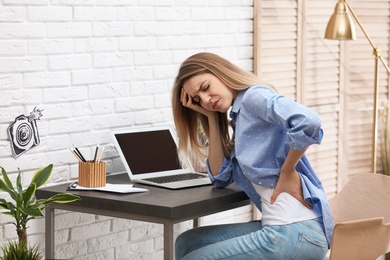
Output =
[{"x1": 36, "y1": 173, "x2": 250, "y2": 221}]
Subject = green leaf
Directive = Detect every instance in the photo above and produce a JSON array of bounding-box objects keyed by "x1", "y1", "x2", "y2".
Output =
[
  {"x1": 2, "y1": 211, "x2": 15, "y2": 217},
  {"x1": 20, "y1": 207, "x2": 42, "y2": 217},
  {"x1": 15, "y1": 191, "x2": 23, "y2": 209},
  {"x1": 30, "y1": 164, "x2": 53, "y2": 188},
  {"x1": 0, "y1": 178, "x2": 17, "y2": 201},
  {"x1": 23, "y1": 183, "x2": 36, "y2": 206},
  {"x1": 0, "y1": 199, "x2": 16, "y2": 211},
  {"x1": 28, "y1": 199, "x2": 45, "y2": 209},
  {"x1": 16, "y1": 169, "x2": 23, "y2": 194},
  {"x1": 43, "y1": 193, "x2": 80, "y2": 205},
  {"x1": 0, "y1": 167, "x2": 15, "y2": 190},
  {"x1": 0, "y1": 168, "x2": 18, "y2": 201}
]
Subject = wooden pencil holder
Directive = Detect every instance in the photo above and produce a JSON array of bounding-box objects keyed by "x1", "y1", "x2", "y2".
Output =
[{"x1": 78, "y1": 161, "x2": 106, "y2": 188}]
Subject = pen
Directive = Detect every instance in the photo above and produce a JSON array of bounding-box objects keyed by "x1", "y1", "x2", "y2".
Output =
[
  {"x1": 73, "y1": 144, "x2": 86, "y2": 162},
  {"x1": 93, "y1": 144, "x2": 99, "y2": 163}
]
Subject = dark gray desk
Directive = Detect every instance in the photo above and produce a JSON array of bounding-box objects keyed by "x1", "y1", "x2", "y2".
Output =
[{"x1": 36, "y1": 173, "x2": 250, "y2": 260}]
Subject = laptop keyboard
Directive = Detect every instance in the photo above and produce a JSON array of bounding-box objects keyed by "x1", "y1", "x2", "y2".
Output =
[{"x1": 144, "y1": 173, "x2": 207, "y2": 184}]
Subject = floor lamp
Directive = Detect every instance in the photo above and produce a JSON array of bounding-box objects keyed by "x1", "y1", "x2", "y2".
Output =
[{"x1": 324, "y1": 0, "x2": 390, "y2": 174}]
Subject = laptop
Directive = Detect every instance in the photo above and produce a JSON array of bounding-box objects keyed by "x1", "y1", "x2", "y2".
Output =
[{"x1": 111, "y1": 126, "x2": 212, "y2": 189}]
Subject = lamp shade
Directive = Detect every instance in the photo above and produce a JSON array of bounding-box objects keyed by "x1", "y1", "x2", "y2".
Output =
[{"x1": 325, "y1": 1, "x2": 356, "y2": 40}]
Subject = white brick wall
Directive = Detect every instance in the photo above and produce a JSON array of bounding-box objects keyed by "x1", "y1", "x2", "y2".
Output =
[{"x1": 0, "y1": 1, "x2": 254, "y2": 259}]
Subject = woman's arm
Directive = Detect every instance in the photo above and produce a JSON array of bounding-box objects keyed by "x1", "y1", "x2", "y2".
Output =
[
  {"x1": 181, "y1": 89, "x2": 225, "y2": 176},
  {"x1": 270, "y1": 148, "x2": 312, "y2": 209},
  {"x1": 207, "y1": 113, "x2": 225, "y2": 176},
  {"x1": 245, "y1": 87, "x2": 322, "y2": 209}
]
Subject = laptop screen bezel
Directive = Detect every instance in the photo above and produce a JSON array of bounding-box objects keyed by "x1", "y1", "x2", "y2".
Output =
[{"x1": 111, "y1": 125, "x2": 190, "y2": 180}]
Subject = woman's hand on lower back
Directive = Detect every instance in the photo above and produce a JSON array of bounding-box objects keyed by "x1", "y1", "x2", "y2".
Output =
[{"x1": 270, "y1": 169, "x2": 312, "y2": 209}]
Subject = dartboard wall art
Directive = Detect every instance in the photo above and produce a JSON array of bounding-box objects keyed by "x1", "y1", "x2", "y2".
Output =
[{"x1": 7, "y1": 107, "x2": 43, "y2": 158}]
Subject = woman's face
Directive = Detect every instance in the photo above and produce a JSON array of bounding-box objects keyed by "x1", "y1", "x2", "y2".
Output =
[{"x1": 182, "y1": 73, "x2": 237, "y2": 113}]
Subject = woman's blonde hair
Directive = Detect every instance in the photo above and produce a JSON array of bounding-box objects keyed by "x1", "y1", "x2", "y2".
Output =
[{"x1": 172, "y1": 52, "x2": 272, "y2": 169}]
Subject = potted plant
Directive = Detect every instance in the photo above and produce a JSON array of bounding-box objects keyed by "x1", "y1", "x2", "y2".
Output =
[{"x1": 0, "y1": 164, "x2": 80, "y2": 260}]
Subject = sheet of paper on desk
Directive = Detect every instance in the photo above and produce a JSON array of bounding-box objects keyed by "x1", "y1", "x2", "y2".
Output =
[{"x1": 68, "y1": 183, "x2": 148, "y2": 193}]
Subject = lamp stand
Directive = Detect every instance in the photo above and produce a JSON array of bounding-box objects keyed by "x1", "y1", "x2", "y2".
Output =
[
  {"x1": 373, "y1": 55, "x2": 379, "y2": 174},
  {"x1": 342, "y1": 0, "x2": 390, "y2": 173}
]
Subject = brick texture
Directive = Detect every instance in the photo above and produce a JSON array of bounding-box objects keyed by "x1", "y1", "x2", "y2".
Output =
[{"x1": 0, "y1": 1, "x2": 254, "y2": 259}]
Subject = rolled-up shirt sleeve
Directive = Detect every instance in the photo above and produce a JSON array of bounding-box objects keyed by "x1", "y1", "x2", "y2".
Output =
[
  {"x1": 246, "y1": 86, "x2": 323, "y2": 150},
  {"x1": 206, "y1": 156, "x2": 234, "y2": 188}
]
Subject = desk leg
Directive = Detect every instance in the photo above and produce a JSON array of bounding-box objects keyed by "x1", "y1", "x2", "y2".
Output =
[
  {"x1": 193, "y1": 218, "x2": 199, "y2": 228},
  {"x1": 45, "y1": 205, "x2": 55, "y2": 259},
  {"x1": 164, "y1": 223, "x2": 174, "y2": 260}
]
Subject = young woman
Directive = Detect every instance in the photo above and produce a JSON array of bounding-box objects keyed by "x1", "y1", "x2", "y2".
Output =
[{"x1": 171, "y1": 52, "x2": 333, "y2": 260}]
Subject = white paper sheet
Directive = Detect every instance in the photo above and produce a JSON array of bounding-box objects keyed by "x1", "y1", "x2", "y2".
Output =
[{"x1": 68, "y1": 182, "x2": 148, "y2": 193}]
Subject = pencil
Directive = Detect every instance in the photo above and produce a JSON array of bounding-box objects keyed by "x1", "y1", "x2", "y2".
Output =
[
  {"x1": 97, "y1": 146, "x2": 105, "y2": 163},
  {"x1": 73, "y1": 144, "x2": 86, "y2": 162}
]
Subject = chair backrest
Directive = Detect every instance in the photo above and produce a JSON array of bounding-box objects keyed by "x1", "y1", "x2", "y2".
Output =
[
  {"x1": 330, "y1": 217, "x2": 390, "y2": 260},
  {"x1": 328, "y1": 173, "x2": 390, "y2": 260}
]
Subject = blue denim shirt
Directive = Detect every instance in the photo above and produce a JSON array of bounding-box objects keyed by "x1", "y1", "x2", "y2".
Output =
[{"x1": 207, "y1": 85, "x2": 334, "y2": 247}]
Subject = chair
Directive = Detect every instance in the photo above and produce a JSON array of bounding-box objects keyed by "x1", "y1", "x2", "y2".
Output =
[{"x1": 328, "y1": 173, "x2": 390, "y2": 260}]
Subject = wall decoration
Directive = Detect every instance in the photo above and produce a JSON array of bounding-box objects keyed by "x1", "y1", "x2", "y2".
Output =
[{"x1": 7, "y1": 107, "x2": 43, "y2": 158}]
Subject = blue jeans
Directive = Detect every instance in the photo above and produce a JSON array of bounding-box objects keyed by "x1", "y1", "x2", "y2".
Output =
[{"x1": 175, "y1": 218, "x2": 328, "y2": 260}]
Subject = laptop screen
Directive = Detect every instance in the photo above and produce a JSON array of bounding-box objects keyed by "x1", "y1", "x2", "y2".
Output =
[{"x1": 114, "y1": 129, "x2": 182, "y2": 175}]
